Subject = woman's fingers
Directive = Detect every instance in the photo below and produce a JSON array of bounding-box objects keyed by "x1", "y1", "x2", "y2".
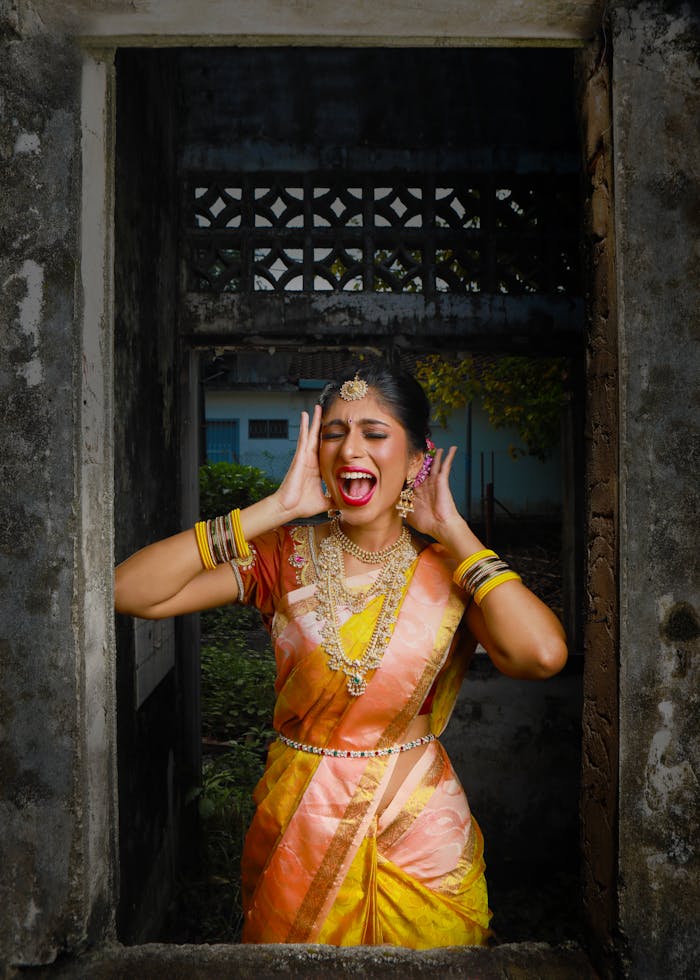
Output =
[
  {"x1": 297, "y1": 405, "x2": 322, "y2": 461},
  {"x1": 439, "y1": 445, "x2": 458, "y2": 479},
  {"x1": 310, "y1": 403, "x2": 323, "y2": 442},
  {"x1": 428, "y1": 445, "x2": 457, "y2": 482},
  {"x1": 289, "y1": 411, "x2": 308, "y2": 465}
]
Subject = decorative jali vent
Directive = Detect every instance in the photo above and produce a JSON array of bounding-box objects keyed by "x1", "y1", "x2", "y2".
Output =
[{"x1": 185, "y1": 175, "x2": 579, "y2": 296}]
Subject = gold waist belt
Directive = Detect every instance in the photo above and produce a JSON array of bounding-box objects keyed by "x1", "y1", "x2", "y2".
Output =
[{"x1": 276, "y1": 731, "x2": 436, "y2": 759}]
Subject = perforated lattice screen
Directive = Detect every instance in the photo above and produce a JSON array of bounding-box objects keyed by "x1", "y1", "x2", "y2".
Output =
[{"x1": 184, "y1": 174, "x2": 580, "y2": 297}]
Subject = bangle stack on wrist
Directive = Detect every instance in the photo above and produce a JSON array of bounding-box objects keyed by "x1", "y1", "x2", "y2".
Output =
[
  {"x1": 194, "y1": 509, "x2": 256, "y2": 571},
  {"x1": 452, "y1": 548, "x2": 521, "y2": 606}
]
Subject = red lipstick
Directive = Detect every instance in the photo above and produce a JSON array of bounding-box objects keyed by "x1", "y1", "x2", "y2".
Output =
[{"x1": 335, "y1": 467, "x2": 377, "y2": 507}]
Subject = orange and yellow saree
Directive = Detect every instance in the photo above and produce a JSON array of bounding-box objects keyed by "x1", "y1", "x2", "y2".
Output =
[{"x1": 234, "y1": 525, "x2": 491, "y2": 948}]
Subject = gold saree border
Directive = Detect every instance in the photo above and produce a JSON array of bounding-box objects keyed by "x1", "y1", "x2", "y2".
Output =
[{"x1": 286, "y1": 753, "x2": 391, "y2": 943}]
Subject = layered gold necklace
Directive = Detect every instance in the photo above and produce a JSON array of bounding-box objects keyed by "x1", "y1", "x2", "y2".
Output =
[{"x1": 316, "y1": 518, "x2": 417, "y2": 696}]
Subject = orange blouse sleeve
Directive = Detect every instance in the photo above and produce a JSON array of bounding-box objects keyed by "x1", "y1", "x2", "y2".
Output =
[{"x1": 232, "y1": 525, "x2": 301, "y2": 629}]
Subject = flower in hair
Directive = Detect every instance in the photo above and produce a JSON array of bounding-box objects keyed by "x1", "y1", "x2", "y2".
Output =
[{"x1": 413, "y1": 439, "x2": 436, "y2": 487}]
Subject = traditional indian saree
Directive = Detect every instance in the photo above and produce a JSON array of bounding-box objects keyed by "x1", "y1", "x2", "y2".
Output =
[{"x1": 234, "y1": 524, "x2": 491, "y2": 948}]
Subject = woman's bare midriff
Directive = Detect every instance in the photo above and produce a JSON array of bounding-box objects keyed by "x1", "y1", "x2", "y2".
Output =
[{"x1": 377, "y1": 714, "x2": 433, "y2": 815}]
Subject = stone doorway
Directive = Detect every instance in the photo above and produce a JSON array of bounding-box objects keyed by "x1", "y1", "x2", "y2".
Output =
[{"x1": 7, "y1": 3, "x2": 700, "y2": 977}]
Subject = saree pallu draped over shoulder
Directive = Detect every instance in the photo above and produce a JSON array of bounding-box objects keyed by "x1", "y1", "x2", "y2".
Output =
[{"x1": 239, "y1": 529, "x2": 492, "y2": 948}]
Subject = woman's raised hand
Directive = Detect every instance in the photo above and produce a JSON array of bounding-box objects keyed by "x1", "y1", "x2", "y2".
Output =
[
  {"x1": 274, "y1": 405, "x2": 328, "y2": 520},
  {"x1": 409, "y1": 446, "x2": 464, "y2": 541},
  {"x1": 114, "y1": 406, "x2": 327, "y2": 619}
]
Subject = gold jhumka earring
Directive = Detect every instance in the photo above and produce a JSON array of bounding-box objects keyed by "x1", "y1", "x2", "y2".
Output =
[
  {"x1": 324, "y1": 488, "x2": 341, "y2": 519},
  {"x1": 395, "y1": 481, "x2": 415, "y2": 519}
]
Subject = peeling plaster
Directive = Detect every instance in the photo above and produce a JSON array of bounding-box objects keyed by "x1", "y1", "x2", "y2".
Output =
[
  {"x1": 8, "y1": 258, "x2": 45, "y2": 386},
  {"x1": 23, "y1": 897, "x2": 41, "y2": 931},
  {"x1": 644, "y1": 700, "x2": 697, "y2": 818},
  {"x1": 13, "y1": 129, "x2": 40, "y2": 153}
]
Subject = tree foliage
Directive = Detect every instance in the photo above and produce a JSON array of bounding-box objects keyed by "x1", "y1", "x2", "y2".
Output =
[{"x1": 414, "y1": 353, "x2": 568, "y2": 461}]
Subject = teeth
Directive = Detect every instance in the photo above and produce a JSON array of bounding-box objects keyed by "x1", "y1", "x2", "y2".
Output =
[{"x1": 342, "y1": 472, "x2": 373, "y2": 480}]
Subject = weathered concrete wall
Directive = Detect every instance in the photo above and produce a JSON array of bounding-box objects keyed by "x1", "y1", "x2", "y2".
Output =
[
  {"x1": 611, "y1": 2, "x2": 700, "y2": 977},
  {"x1": 0, "y1": 27, "x2": 117, "y2": 968},
  {"x1": 179, "y1": 46, "x2": 580, "y2": 173}
]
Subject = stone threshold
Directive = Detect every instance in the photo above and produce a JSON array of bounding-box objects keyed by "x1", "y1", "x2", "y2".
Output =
[{"x1": 10, "y1": 941, "x2": 598, "y2": 979}]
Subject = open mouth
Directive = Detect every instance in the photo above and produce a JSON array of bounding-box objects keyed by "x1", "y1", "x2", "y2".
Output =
[{"x1": 336, "y1": 469, "x2": 377, "y2": 507}]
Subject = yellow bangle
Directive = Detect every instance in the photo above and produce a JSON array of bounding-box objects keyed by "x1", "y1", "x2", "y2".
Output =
[
  {"x1": 453, "y1": 549, "x2": 498, "y2": 587},
  {"x1": 230, "y1": 508, "x2": 251, "y2": 560},
  {"x1": 194, "y1": 521, "x2": 217, "y2": 570},
  {"x1": 473, "y1": 570, "x2": 521, "y2": 606}
]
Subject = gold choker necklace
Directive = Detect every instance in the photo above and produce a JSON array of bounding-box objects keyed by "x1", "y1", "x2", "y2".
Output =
[
  {"x1": 330, "y1": 517, "x2": 410, "y2": 564},
  {"x1": 317, "y1": 522, "x2": 416, "y2": 696}
]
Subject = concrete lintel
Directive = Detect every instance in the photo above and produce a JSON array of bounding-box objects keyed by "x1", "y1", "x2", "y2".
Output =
[
  {"x1": 182, "y1": 292, "x2": 583, "y2": 353},
  {"x1": 24, "y1": 0, "x2": 604, "y2": 46}
]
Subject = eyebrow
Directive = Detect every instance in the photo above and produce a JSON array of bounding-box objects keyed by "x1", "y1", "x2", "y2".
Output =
[{"x1": 321, "y1": 418, "x2": 391, "y2": 429}]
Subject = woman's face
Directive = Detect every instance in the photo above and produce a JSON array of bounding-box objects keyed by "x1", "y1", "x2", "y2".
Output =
[{"x1": 319, "y1": 390, "x2": 421, "y2": 526}]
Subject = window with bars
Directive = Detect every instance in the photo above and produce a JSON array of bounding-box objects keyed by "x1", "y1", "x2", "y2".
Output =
[
  {"x1": 185, "y1": 174, "x2": 580, "y2": 297},
  {"x1": 248, "y1": 419, "x2": 289, "y2": 439},
  {"x1": 206, "y1": 419, "x2": 239, "y2": 462}
]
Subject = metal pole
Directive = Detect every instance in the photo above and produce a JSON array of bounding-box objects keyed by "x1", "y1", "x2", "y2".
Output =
[{"x1": 465, "y1": 402, "x2": 472, "y2": 520}]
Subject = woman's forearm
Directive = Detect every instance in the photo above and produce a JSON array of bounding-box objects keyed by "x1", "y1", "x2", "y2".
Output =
[
  {"x1": 115, "y1": 406, "x2": 326, "y2": 620},
  {"x1": 434, "y1": 515, "x2": 568, "y2": 680},
  {"x1": 114, "y1": 527, "x2": 208, "y2": 617},
  {"x1": 114, "y1": 490, "x2": 295, "y2": 619}
]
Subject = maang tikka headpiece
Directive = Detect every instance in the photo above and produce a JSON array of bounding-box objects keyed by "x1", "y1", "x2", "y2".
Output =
[{"x1": 339, "y1": 372, "x2": 368, "y2": 402}]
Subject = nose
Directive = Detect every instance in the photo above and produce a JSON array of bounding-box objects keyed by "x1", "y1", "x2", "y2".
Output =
[{"x1": 339, "y1": 426, "x2": 361, "y2": 460}]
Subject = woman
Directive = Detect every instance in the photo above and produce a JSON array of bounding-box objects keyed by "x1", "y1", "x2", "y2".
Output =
[{"x1": 115, "y1": 363, "x2": 567, "y2": 948}]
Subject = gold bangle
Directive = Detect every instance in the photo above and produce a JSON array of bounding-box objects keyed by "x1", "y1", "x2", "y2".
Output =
[
  {"x1": 230, "y1": 508, "x2": 251, "y2": 560},
  {"x1": 473, "y1": 570, "x2": 521, "y2": 606},
  {"x1": 453, "y1": 549, "x2": 498, "y2": 587},
  {"x1": 194, "y1": 521, "x2": 217, "y2": 570}
]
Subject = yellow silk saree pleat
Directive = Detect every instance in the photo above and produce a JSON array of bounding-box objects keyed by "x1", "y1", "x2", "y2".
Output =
[
  {"x1": 319, "y1": 839, "x2": 490, "y2": 948},
  {"x1": 315, "y1": 818, "x2": 381, "y2": 946},
  {"x1": 317, "y1": 745, "x2": 491, "y2": 949}
]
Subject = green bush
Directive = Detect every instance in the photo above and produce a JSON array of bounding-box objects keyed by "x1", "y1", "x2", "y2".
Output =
[
  {"x1": 180, "y1": 745, "x2": 267, "y2": 942},
  {"x1": 200, "y1": 635, "x2": 277, "y2": 744},
  {"x1": 199, "y1": 460, "x2": 280, "y2": 520},
  {"x1": 201, "y1": 603, "x2": 261, "y2": 642}
]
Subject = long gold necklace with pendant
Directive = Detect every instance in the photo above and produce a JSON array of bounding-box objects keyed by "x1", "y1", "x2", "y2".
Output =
[{"x1": 316, "y1": 519, "x2": 416, "y2": 696}]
